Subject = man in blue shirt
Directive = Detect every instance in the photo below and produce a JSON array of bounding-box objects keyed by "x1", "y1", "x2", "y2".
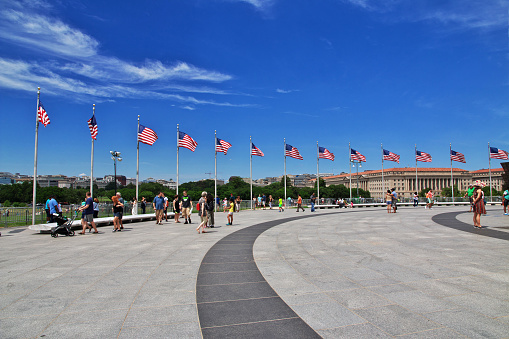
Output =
[
  {"x1": 78, "y1": 192, "x2": 98, "y2": 234},
  {"x1": 310, "y1": 193, "x2": 316, "y2": 212},
  {"x1": 48, "y1": 195, "x2": 59, "y2": 223},
  {"x1": 153, "y1": 192, "x2": 165, "y2": 225}
]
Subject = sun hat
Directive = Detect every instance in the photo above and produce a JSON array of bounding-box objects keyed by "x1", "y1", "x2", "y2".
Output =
[{"x1": 472, "y1": 180, "x2": 486, "y2": 187}]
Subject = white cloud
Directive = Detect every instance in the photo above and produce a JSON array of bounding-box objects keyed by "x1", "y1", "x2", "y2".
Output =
[
  {"x1": 276, "y1": 88, "x2": 298, "y2": 94},
  {"x1": 181, "y1": 106, "x2": 196, "y2": 111},
  {"x1": 232, "y1": 0, "x2": 275, "y2": 11}
]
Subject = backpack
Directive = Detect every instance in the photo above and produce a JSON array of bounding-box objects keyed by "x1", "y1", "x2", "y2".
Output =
[{"x1": 196, "y1": 201, "x2": 201, "y2": 211}]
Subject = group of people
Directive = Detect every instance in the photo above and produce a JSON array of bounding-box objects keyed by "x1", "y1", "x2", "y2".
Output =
[{"x1": 385, "y1": 188, "x2": 399, "y2": 213}]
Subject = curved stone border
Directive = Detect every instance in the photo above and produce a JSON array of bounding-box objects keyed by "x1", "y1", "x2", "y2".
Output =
[
  {"x1": 432, "y1": 211, "x2": 509, "y2": 241},
  {"x1": 196, "y1": 214, "x2": 325, "y2": 338}
]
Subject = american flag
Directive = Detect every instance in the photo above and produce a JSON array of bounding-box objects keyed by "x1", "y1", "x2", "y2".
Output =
[
  {"x1": 450, "y1": 150, "x2": 466, "y2": 163},
  {"x1": 319, "y1": 146, "x2": 335, "y2": 161},
  {"x1": 138, "y1": 125, "x2": 158, "y2": 145},
  {"x1": 38, "y1": 102, "x2": 50, "y2": 127},
  {"x1": 350, "y1": 148, "x2": 366, "y2": 162},
  {"x1": 383, "y1": 149, "x2": 400, "y2": 163},
  {"x1": 178, "y1": 131, "x2": 198, "y2": 151},
  {"x1": 416, "y1": 150, "x2": 432, "y2": 162},
  {"x1": 490, "y1": 147, "x2": 508, "y2": 160},
  {"x1": 285, "y1": 144, "x2": 303, "y2": 160},
  {"x1": 87, "y1": 115, "x2": 98, "y2": 140},
  {"x1": 216, "y1": 137, "x2": 232, "y2": 154},
  {"x1": 251, "y1": 143, "x2": 264, "y2": 157}
]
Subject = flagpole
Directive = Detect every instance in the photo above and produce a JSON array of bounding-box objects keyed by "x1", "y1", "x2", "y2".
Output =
[
  {"x1": 316, "y1": 141, "x2": 320, "y2": 205},
  {"x1": 284, "y1": 138, "x2": 287, "y2": 207},
  {"x1": 488, "y1": 142, "x2": 492, "y2": 202},
  {"x1": 214, "y1": 130, "x2": 217, "y2": 212},
  {"x1": 250, "y1": 136, "x2": 253, "y2": 211},
  {"x1": 450, "y1": 143, "x2": 454, "y2": 203},
  {"x1": 381, "y1": 143, "x2": 384, "y2": 198},
  {"x1": 415, "y1": 144, "x2": 418, "y2": 195},
  {"x1": 176, "y1": 124, "x2": 179, "y2": 196},
  {"x1": 90, "y1": 104, "x2": 95, "y2": 198},
  {"x1": 136, "y1": 115, "x2": 140, "y2": 203},
  {"x1": 349, "y1": 142, "x2": 352, "y2": 200},
  {"x1": 32, "y1": 87, "x2": 40, "y2": 225}
]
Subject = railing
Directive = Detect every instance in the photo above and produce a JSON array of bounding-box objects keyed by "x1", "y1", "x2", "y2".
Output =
[{"x1": 1, "y1": 196, "x2": 503, "y2": 227}]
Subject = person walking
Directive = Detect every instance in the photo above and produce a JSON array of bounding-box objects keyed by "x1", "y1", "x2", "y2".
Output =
[
  {"x1": 385, "y1": 190, "x2": 393, "y2": 213},
  {"x1": 503, "y1": 188, "x2": 509, "y2": 216},
  {"x1": 153, "y1": 192, "x2": 165, "y2": 225},
  {"x1": 391, "y1": 188, "x2": 398, "y2": 213},
  {"x1": 413, "y1": 192, "x2": 419, "y2": 207},
  {"x1": 116, "y1": 192, "x2": 124, "y2": 229},
  {"x1": 77, "y1": 192, "x2": 98, "y2": 234},
  {"x1": 464, "y1": 184, "x2": 475, "y2": 212},
  {"x1": 227, "y1": 198, "x2": 234, "y2": 225},
  {"x1": 278, "y1": 197, "x2": 284, "y2": 212},
  {"x1": 472, "y1": 181, "x2": 486, "y2": 228},
  {"x1": 131, "y1": 197, "x2": 138, "y2": 215},
  {"x1": 206, "y1": 193, "x2": 215, "y2": 228},
  {"x1": 93, "y1": 198, "x2": 99, "y2": 218},
  {"x1": 310, "y1": 193, "x2": 316, "y2": 212},
  {"x1": 296, "y1": 195, "x2": 305, "y2": 212},
  {"x1": 47, "y1": 195, "x2": 59, "y2": 223},
  {"x1": 269, "y1": 195, "x2": 273, "y2": 209},
  {"x1": 181, "y1": 191, "x2": 193, "y2": 224},
  {"x1": 163, "y1": 193, "x2": 169, "y2": 222},
  {"x1": 173, "y1": 195, "x2": 181, "y2": 223},
  {"x1": 235, "y1": 196, "x2": 241, "y2": 213},
  {"x1": 111, "y1": 195, "x2": 124, "y2": 232},
  {"x1": 425, "y1": 190, "x2": 434, "y2": 210},
  {"x1": 140, "y1": 197, "x2": 146, "y2": 214},
  {"x1": 197, "y1": 192, "x2": 208, "y2": 234}
]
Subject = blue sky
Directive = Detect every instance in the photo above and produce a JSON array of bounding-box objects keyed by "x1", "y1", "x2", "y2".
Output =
[{"x1": 0, "y1": 0, "x2": 507, "y2": 182}]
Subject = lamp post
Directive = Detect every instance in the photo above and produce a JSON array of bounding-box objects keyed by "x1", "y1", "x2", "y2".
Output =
[
  {"x1": 110, "y1": 151, "x2": 122, "y2": 193},
  {"x1": 351, "y1": 160, "x2": 362, "y2": 197}
]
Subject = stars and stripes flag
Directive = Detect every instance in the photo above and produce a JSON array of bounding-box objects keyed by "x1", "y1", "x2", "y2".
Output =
[
  {"x1": 350, "y1": 148, "x2": 366, "y2": 162},
  {"x1": 178, "y1": 131, "x2": 198, "y2": 151},
  {"x1": 416, "y1": 150, "x2": 432, "y2": 162},
  {"x1": 383, "y1": 149, "x2": 400, "y2": 163},
  {"x1": 251, "y1": 143, "x2": 264, "y2": 157},
  {"x1": 319, "y1": 146, "x2": 335, "y2": 161},
  {"x1": 450, "y1": 150, "x2": 466, "y2": 163},
  {"x1": 216, "y1": 137, "x2": 232, "y2": 155},
  {"x1": 138, "y1": 125, "x2": 158, "y2": 145},
  {"x1": 285, "y1": 144, "x2": 303, "y2": 160},
  {"x1": 490, "y1": 147, "x2": 508, "y2": 160},
  {"x1": 38, "y1": 102, "x2": 50, "y2": 127},
  {"x1": 87, "y1": 115, "x2": 98, "y2": 140}
]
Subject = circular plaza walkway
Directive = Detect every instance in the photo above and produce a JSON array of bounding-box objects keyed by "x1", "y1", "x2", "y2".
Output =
[{"x1": 0, "y1": 206, "x2": 508, "y2": 338}]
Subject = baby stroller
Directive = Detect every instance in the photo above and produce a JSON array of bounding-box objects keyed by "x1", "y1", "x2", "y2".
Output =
[{"x1": 51, "y1": 211, "x2": 77, "y2": 238}]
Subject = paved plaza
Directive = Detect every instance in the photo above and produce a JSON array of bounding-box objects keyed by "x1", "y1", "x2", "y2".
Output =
[{"x1": 1, "y1": 206, "x2": 508, "y2": 338}]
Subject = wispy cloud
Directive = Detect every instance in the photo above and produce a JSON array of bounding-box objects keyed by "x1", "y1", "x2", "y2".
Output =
[
  {"x1": 341, "y1": 0, "x2": 507, "y2": 31},
  {"x1": 229, "y1": 0, "x2": 275, "y2": 11},
  {"x1": 276, "y1": 88, "x2": 299, "y2": 94},
  {"x1": 181, "y1": 106, "x2": 196, "y2": 111},
  {"x1": 0, "y1": 1, "x2": 244, "y2": 107}
]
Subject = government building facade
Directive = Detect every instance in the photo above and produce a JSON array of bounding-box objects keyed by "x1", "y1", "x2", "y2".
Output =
[{"x1": 322, "y1": 167, "x2": 505, "y2": 199}]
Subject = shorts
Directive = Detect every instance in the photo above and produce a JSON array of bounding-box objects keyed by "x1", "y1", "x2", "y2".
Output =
[
  {"x1": 228, "y1": 212, "x2": 233, "y2": 216},
  {"x1": 181, "y1": 208, "x2": 190, "y2": 217},
  {"x1": 114, "y1": 212, "x2": 122, "y2": 218},
  {"x1": 504, "y1": 199, "x2": 509, "y2": 207},
  {"x1": 427, "y1": 198, "x2": 433, "y2": 204},
  {"x1": 83, "y1": 214, "x2": 94, "y2": 223},
  {"x1": 391, "y1": 200, "x2": 397, "y2": 207},
  {"x1": 155, "y1": 209, "x2": 164, "y2": 218},
  {"x1": 386, "y1": 201, "x2": 392, "y2": 205}
]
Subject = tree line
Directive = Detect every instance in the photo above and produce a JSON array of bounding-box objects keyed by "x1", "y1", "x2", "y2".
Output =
[{"x1": 0, "y1": 177, "x2": 371, "y2": 206}]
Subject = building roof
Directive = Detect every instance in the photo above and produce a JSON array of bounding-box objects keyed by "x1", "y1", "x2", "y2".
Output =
[
  {"x1": 321, "y1": 167, "x2": 501, "y2": 180},
  {"x1": 470, "y1": 168, "x2": 504, "y2": 174}
]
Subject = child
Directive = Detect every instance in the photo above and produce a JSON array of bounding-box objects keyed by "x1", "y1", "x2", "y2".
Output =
[
  {"x1": 227, "y1": 200, "x2": 234, "y2": 225},
  {"x1": 278, "y1": 197, "x2": 283, "y2": 212}
]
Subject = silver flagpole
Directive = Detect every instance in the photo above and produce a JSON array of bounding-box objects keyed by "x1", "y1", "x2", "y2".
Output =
[
  {"x1": 349, "y1": 142, "x2": 352, "y2": 200},
  {"x1": 450, "y1": 143, "x2": 454, "y2": 203},
  {"x1": 176, "y1": 124, "x2": 179, "y2": 196},
  {"x1": 381, "y1": 143, "x2": 384, "y2": 198},
  {"x1": 488, "y1": 142, "x2": 492, "y2": 202},
  {"x1": 316, "y1": 141, "x2": 320, "y2": 205},
  {"x1": 250, "y1": 136, "x2": 253, "y2": 210},
  {"x1": 215, "y1": 130, "x2": 217, "y2": 212},
  {"x1": 90, "y1": 104, "x2": 95, "y2": 198},
  {"x1": 415, "y1": 144, "x2": 418, "y2": 195},
  {"x1": 136, "y1": 115, "x2": 140, "y2": 203},
  {"x1": 284, "y1": 138, "x2": 287, "y2": 206},
  {"x1": 32, "y1": 87, "x2": 40, "y2": 225}
]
